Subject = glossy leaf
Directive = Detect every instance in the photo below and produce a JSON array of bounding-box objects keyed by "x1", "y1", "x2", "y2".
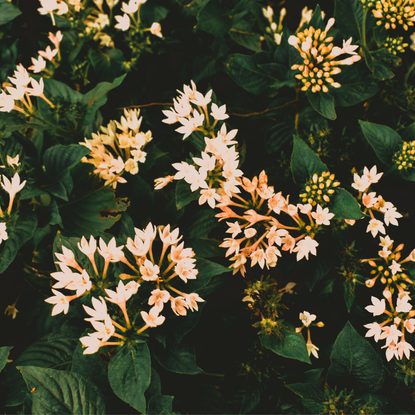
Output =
[
  {"x1": 307, "y1": 91, "x2": 336, "y2": 120},
  {"x1": 196, "y1": 0, "x2": 232, "y2": 36},
  {"x1": 334, "y1": 0, "x2": 364, "y2": 38},
  {"x1": 0, "y1": 0, "x2": 21, "y2": 25},
  {"x1": 330, "y1": 188, "x2": 365, "y2": 220}
]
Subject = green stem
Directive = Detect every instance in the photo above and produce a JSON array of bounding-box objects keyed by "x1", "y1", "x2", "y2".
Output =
[{"x1": 362, "y1": 8, "x2": 368, "y2": 47}]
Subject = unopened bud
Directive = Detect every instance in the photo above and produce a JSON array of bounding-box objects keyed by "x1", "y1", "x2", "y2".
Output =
[{"x1": 316, "y1": 321, "x2": 324, "y2": 327}]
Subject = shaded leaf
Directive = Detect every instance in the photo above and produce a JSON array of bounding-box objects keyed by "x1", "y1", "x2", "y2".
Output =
[
  {"x1": 334, "y1": 0, "x2": 364, "y2": 38},
  {"x1": 307, "y1": 91, "x2": 336, "y2": 120},
  {"x1": 0, "y1": 346, "x2": 13, "y2": 373},
  {"x1": 196, "y1": 0, "x2": 232, "y2": 36},
  {"x1": 0, "y1": 0, "x2": 21, "y2": 25}
]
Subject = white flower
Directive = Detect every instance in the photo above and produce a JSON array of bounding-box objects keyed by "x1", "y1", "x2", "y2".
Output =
[
  {"x1": 363, "y1": 166, "x2": 383, "y2": 185},
  {"x1": 150, "y1": 22, "x2": 162, "y2": 38},
  {"x1": 114, "y1": 14, "x2": 130, "y2": 31},
  {"x1": 379, "y1": 325, "x2": 403, "y2": 346},
  {"x1": 141, "y1": 309, "x2": 165, "y2": 327},
  {"x1": 44, "y1": 289, "x2": 70, "y2": 316},
  {"x1": 365, "y1": 296, "x2": 385, "y2": 316},
  {"x1": 364, "y1": 322, "x2": 382, "y2": 342},
  {"x1": 307, "y1": 343, "x2": 319, "y2": 358},
  {"x1": 366, "y1": 219, "x2": 385, "y2": 238},
  {"x1": 311, "y1": 204, "x2": 335, "y2": 225},
  {"x1": 140, "y1": 259, "x2": 160, "y2": 281},
  {"x1": 210, "y1": 103, "x2": 229, "y2": 120},
  {"x1": 389, "y1": 260, "x2": 402, "y2": 276},
  {"x1": 299, "y1": 311, "x2": 316, "y2": 327},
  {"x1": 351, "y1": 173, "x2": 370, "y2": 192},
  {"x1": 28, "y1": 56, "x2": 47, "y2": 73},
  {"x1": 0, "y1": 91, "x2": 15, "y2": 113},
  {"x1": 0, "y1": 223, "x2": 8, "y2": 243},
  {"x1": 384, "y1": 207, "x2": 402, "y2": 226},
  {"x1": 293, "y1": 236, "x2": 318, "y2": 261}
]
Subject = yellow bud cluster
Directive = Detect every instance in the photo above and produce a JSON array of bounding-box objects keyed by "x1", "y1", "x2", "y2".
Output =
[
  {"x1": 299, "y1": 172, "x2": 340, "y2": 206},
  {"x1": 289, "y1": 21, "x2": 360, "y2": 93},
  {"x1": 360, "y1": 0, "x2": 376, "y2": 8},
  {"x1": 383, "y1": 36, "x2": 408, "y2": 54},
  {"x1": 393, "y1": 141, "x2": 415, "y2": 170},
  {"x1": 373, "y1": 0, "x2": 415, "y2": 31}
]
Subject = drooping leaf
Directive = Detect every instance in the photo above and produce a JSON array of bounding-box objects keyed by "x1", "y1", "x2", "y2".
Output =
[
  {"x1": 307, "y1": 91, "x2": 336, "y2": 120},
  {"x1": 260, "y1": 327, "x2": 311, "y2": 364},
  {"x1": 0, "y1": 0, "x2": 21, "y2": 25},
  {"x1": 20, "y1": 366, "x2": 107, "y2": 415},
  {"x1": 108, "y1": 343, "x2": 151, "y2": 413},
  {"x1": 0, "y1": 212, "x2": 37, "y2": 275},
  {"x1": 359, "y1": 120, "x2": 402, "y2": 164},
  {"x1": 330, "y1": 188, "x2": 365, "y2": 220},
  {"x1": 291, "y1": 135, "x2": 328, "y2": 185},
  {"x1": 327, "y1": 321, "x2": 385, "y2": 392}
]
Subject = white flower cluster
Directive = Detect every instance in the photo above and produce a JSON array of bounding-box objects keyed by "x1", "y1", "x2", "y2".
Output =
[
  {"x1": 352, "y1": 166, "x2": 402, "y2": 237},
  {"x1": 365, "y1": 293, "x2": 415, "y2": 361},
  {"x1": 80, "y1": 108, "x2": 152, "y2": 188},
  {"x1": 45, "y1": 225, "x2": 204, "y2": 354},
  {"x1": 157, "y1": 81, "x2": 242, "y2": 209}
]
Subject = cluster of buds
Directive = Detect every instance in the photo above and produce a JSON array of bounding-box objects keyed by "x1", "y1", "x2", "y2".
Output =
[
  {"x1": 262, "y1": 6, "x2": 286, "y2": 45},
  {"x1": 289, "y1": 18, "x2": 361, "y2": 93},
  {"x1": 351, "y1": 166, "x2": 402, "y2": 238},
  {"x1": 157, "y1": 81, "x2": 242, "y2": 208},
  {"x1": 28, "y1": 31, "x2": 63, "y2": 74},
  {"x1": 393, "y1": 141, "x2": 415, "y2": 170},
  {"x1": 299, "y1": 171, "x2": 340, "y2": 206},
  {"x1": 365, "y1": 292, "x2": 415, "y2": 361},
  {"x1": 45, "y1": 224, "x2": 204, "y2": 354},
  {"x1": 243, "y1": 277, "x2": 296, "y2": 334},
  {"x1": 372, "y1": 0, "x2": 415, "y2": 31},
  {"x1": 296, "y1": 311, "x2": 324, "y2": 358},
  {"x1": 80, "y1": 108, "x2": 152, "y2": 188},
  {"x1": 0, "y1": 64, "x2": 54, "y2": 115},
  {"x1": 360, "y1": 0, "x2": 376, "y2": 8},
  {"x1": 383, "y1": 36, "x2": 408, "y2": 54},
  {"x1": 363, "y1": 236, "x2": 415, "y2": 292},
  {"x1": 216, "y1": 171, "x2": 335, "y2": 276}
]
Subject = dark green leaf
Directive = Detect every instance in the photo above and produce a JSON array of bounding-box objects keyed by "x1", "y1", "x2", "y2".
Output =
[
  {"x1": 330, "y1": 65, "x2": 379, "y2": 107},
  {"x1": 140, "y1": 1, "x2": 169, "y2": 26},
  {"x1": 20, "y1": 366, "x2": 107, "y2": 414},
  {"x1": 330, "y1": 188, "x2": 365, "y2": 220},
  {"x1": 334, "y1": 0, "x2": 364, "y2": 38},
  {"x1": 260, "y1": 327, "x2": 311, "y2": 364},
  {"x1": 147, "y1": 394, "x2": 174, "y2": 415},
  {"x1": 240, "y1": 390, "x2": 260, "y2": 414},
  {"x1": 228, "y1": 53, "x2": 279, "y2": 96},
  {"x1": 185, "y1": 237, "x2": 223, "y2": 258},
  {"x1": 88, "y1": 48, "x2": 125, "y2": 82},
  {"x1": 372, "y1": 59, "x2": 395, "y2": 80},
  {"x1": 196, "y1": 0, "x2": 232, "y2": 36},
  {"x1": 327, "y1": 321, "x2": 385, "y2": 392},
  {"x1": 291, "y1": 135, "x2": 328, "y2": 185},
  {"x1": 108, "y1": 343, "x2": 151, "y2": 413},
  {"x1": 0, "y1": 212, "x2": 37, "y2": 275},
  {"x1": 307, "y1": 91, "x2": 336, "y2": 120},
  {"x1": 359, "y1": 120, "x2": 402, "y2": 164},
  {"x1": 43, "y1": 144, "x2": 91, "y2": 201},
  {"x1": 286, "y1": 383, "x2": 325, "y2": 413},
  {"x1": 0, "y1": 346, "x2": 13, "y2": 373},
  {"x1": 0, "y1": 0, "x2": 21, "y2": 25},
  {"x1": 4, "y1": 334, "x2": 77, "y2": 407},
  {"x1": 175, "y1": 180, "x2": 199, "y2": 209},
  {"x1": 343, "y1": 281, "x2": 356, "y2": 312}
]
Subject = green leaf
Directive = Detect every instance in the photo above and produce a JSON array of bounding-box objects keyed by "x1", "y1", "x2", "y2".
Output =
[
  {"x1": 334, "y1": 0, "x2": 364, "y2": 38},
  {"x1": 0, "y1": 212, "x2": 37, "y2": 275},
  {"x1": 240, "y1": 390, "x2": 261, "y2": 414},
  {"x1": 140, "y1": 1, "x2": 169, "y2": 26},
  {"x1": 183, "y1": 209, "x2": 217, "y2": 237},
  {"x1": 185, "y1": 237, "x2": 223, "y2": 258},
  {"x1": 330, "y1": 188, "x2": 365, "y2": 220},
  {"x1": 88, "y1": 48, "x2": 125, "y2": 82},
  {"x1": 4, "y1": 334, "x2": 77, "y2": 407},
  {"x1": 260, "y1": 327, "x2": 311, "y2": 364},
  {"x1": 0, "y1": 346, "x2": 13, "y2": 373},
  {"x1": 20, "y1": 366, "x2": 107, "y2": 414},
  {"x1": 155, "y1": 340, "x2": 203, "y2": 374},
  {"x1": 230, "y1": 29, "x2": 261, "y2": 52},
  {"x1": 147, "y1": 394, "x2": 174, "y2": 415},
  {"x1": 327, "y1": 321, "x2": 385, "y2": 392},
  {"x1": 196, "y1": 0, "x2": 232, "y2": 36},
  {"x1": 359, "y1": 120, "x2": 402, "y2": 164},
  {"x1": 0, "y1": 0, "x2": 21, "y2": 25},
  {"x1": 343, "y1": 281, "x2": 357, "y2": 312},
  {"x1": 108, "y1": 343, "x2": 151, "y2": 413},
  {"x1": 286, "y1": 383, "x2": 325, "y2": 413},
  {"x1": 228, "y1": 53, "x2": 279, "y2": 96},
  {"x1": 58, "y1": 164, "x2": 129, "y2": 236},
  {"x1": 43, "y1": 144, "x2": 91, "y2": 201},
  {"x1": 307, "y1": 91, "x2": 336, "y2": 120},
  {"x1": 0, "y1": 112, "x2": 44, "y2": 135},
  {"x1": 81, "y1": 75, "x2": 126, "y2": 127},
  {"x1": 291, "y1": 135, "x2": 328, "y2": 185},
  {"x1": 175, "y1": 180, "x2": 199, "y2": 209},
  {"x1": 329, "y1": 65, "x2": 379, "y2": 107},
  {"x1": 372, "y1": 59, "x2": 395, "y2": 80}
]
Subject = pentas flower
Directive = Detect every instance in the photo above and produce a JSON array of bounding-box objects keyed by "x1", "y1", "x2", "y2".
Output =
[
  {"x1": 141, "y1": 309, "x2": 165, "y2": 327},
  {"x1": 366, "y1": 219, "x2": 386, "y2": 238},
  {"x1": 307, "y1": 342, "x2": 319, "y2": 359},
  {"x1": 293, "y1": 236, "x2": 319, "y2": 261},
  {"x1": 148, "y1": 289, "x2": 170, "y2": 313},
  {"x1": 83, "y1": 297, "x2": 108, "y2": 322},
  {"x1": 0, "y1": 223, "x2": 8, "y2": 243},
  {"x1": 311, "y1": 205, "x2": 335, "y2": 225},
  {"x1": 365, "y1": 296, "x2": 386, "y2": 316},
  {"x1": 1, "y1": 173, "x2": 26, "y2": 215},
  {"x1": 299, "y1": 311, "x2": 316, "y2": 327},
  {"x1": 140, "y1": 259, "x2": 160, "y2": 281},
  {"x1": 45, "y1": 289, "x2": 77, "y2": 316}
]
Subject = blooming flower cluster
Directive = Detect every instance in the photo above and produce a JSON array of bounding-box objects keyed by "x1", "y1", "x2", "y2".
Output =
[
  {"x1": 80, "y1": 108, "x2": 152, "y2": 188},
  {"x1": 393, "y1": 140, "x2": 415, "y2": 171},
  {"x1": 372, "y1": 0, "x2": 415, "y2": 31},
  {"x1": 296, "y1": 310, "x2": 324, "y2": 359},
  {"x1": 299, "y1": 171, "x2": 340, "y2": 207},
  {"x1": 45, "y1": 224, "x2": 204, "y2": 354},
  {"x1": 157, "y1": 82, "x2": 242, "y2": 208},
  {"x1": 216, "y1": 171, "x2": 335, "y2": 276},
  {"x1": 0, "y1": 64, "x2": 54, "y2": 114},
  {"x1": 28, "y1": 31, "x2": 63, "y2": 74},
  {"x1": 289, "y1": 18, "x2": 361, "y2": 93},
  {"x1": 351, "y1": 166, "x2": 402, "y2": 238},
  {"x1": 365, "y1": 292, "x2": 415, "y2": 361}
]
